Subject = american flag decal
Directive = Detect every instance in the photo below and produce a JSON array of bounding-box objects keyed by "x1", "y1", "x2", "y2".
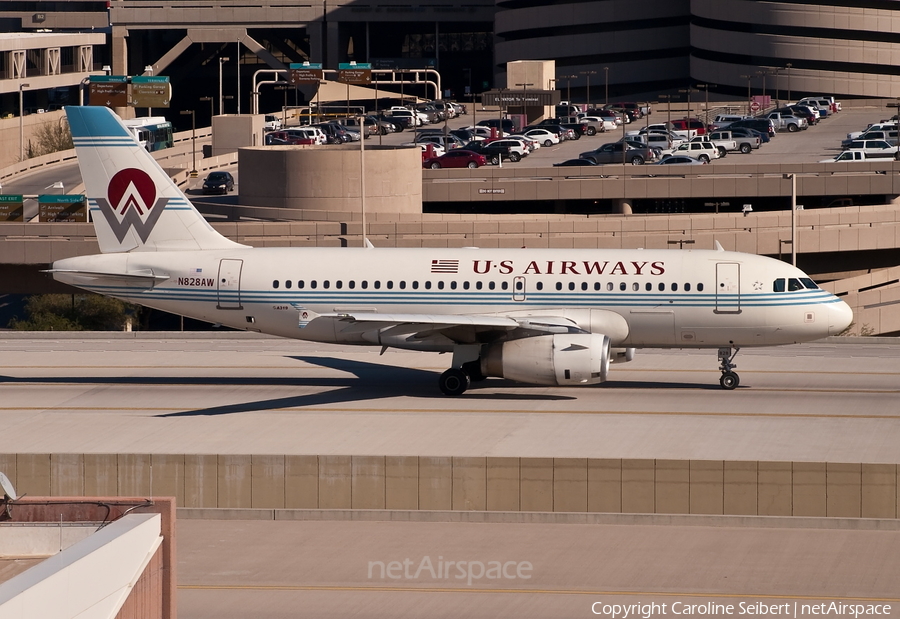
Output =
[{"x1": 431, "y1": 259, "x2": 459, "y2": 273}]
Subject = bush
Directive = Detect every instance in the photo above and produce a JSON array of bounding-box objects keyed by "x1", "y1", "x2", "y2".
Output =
[
  {"x1": 26, "y1": 118, "x2": 74, "y2": 159},
  {"x1": 8, "y1": 294, "x2": 137, "y2": 331}
]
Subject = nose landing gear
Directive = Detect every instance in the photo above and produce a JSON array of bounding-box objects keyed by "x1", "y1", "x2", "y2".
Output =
[{"x1": 718, "y1": 346, "x2": 741, "y2": 389}]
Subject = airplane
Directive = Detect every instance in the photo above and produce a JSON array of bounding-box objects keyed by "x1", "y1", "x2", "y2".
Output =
[{"x1": 49, "y1": 106, "x2": 854, "y2": 396}]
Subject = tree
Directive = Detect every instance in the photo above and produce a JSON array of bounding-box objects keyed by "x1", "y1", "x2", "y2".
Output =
[
  {"x1": 8, "y1": 294, "x2": 137, "y2": 331},
  {"x1": 26, "y1": 118, "x2": 74, "y2": 159}
]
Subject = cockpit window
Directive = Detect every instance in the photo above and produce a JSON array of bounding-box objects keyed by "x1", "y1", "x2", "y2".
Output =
[
  {"x1": 800, "y1": 278, "x2": 818, "y2": 289},
  {"x1": 773, "y1": 278, "x2": 785, "y2": 292},
  {"x1": 788, "y1": 278, "x2": 804, "y2": 291}
]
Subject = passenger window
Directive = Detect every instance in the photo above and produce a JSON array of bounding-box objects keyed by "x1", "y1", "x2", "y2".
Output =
[
  {"x1": 476, "y1": 281, "x2": 483, "y2": 290},
  {"x1": 535, "y1": 282, "x2": 543, "y2": 291},
  {"x1": 502, "y1": 282, "x2": 509, "y2": 290},
  {"x1": 451, "y1": 281, "x2": 457, "y2": 290},
  {"x1": 348, "y1": 281, "x2": 355, "y2": 289},
  {"x1": 425, "y1": 281, "x2": 431, "y2": 290},
  {"x1": 374, "y1": 281, "x2": 381, "y2": 289},
  {"x1": 311, "y1": 280, "x2": 317, "y2": 289},
  {"x1": 658, "y1": 283, "x2": 665, "y2": 291},
  {"x1": 685, "y1": 283, "x2": 691, "y2": 291},
  {"x1": 620, "y1": 282, "x2": 627, "y2": 291},
  {"x1": 646, "y1": 283, "x2": 652, "y2": 291},
  {"x1": 556, "y1": 282, "x2": 562, "y2": 291},
  {"x1": 698, "y1": 283, "x2": 704, "y2": 292},
  {"x1": 273, "y1": 280, "x2": 279, "y2": 289},
  {"x1": 336, "y1": 281, "x2": 343, "y2": 289},
  {"x1": 399, "y1": 281, "x2": 405, "y2": 290},
  {"x1": 411, "y1": 281, "x2": 417, "y2": 289},
  {"x1": 582, "y1": 282, "x2": 588, "y2": 291},
  {"x1": 773, "y1": 278, "x2": 785, "y2": 292},
  {"x1": 671, "y1": 283, "x2": 678, "y2": 291},
  {"x1": 788, "y1": 278, "x2": 803, "y2": 291},
  {"x1": 595, "y1": 282, "x2": 601, "y2": 291},
  {"x1": 463, "y1": 281, "x2": 470, "y2": 290},
  {"x1": 438, "y1": 281, "x2": 445, "y2": 290},
  {"x1": 569, "y1": 283, "x2": 575, "y2": 291},
  {"x1": 386, "y1": 281, "x2": 393, "y2": 289},
  {"x1": 489, "y1": 282, "x2": 496, "y2": 290},
  {"x1": 607, "y1": 282, "x2": 614, "y2": 291},
  {"x1": 633, "y1": 283, "x2": 639, "y2": 291},
  {"x1": 323, "y1": 281, "x2": 330, "y2": 289},
  {"x1": 298, "y1": 281, "x2": 305, "y2": 289},
  {"x1": 285, "y1": 280, "x2": 292, "y2": 289}
]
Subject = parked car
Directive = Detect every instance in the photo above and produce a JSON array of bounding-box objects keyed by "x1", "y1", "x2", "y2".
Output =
[
  {"x1": 765, "y1": 112, "x2": 807, "y2": 132},
  {"x1": 820, "y1": 151, "x2": 877, "y2": 163},
  {"x1": 414, "y1": 133, "x2": 465, "y2": 151},
  {"x1": 523, "y1": 128, "x2": 562, "y2": 146},
  {"x1": 461, "y1": 140, "x2": 524, "y2": 164},
  {"x1": 708, "y1": 114, "x2": 749, "y2": 132},
  {"x1": 283, "y1": 127, "x2": 327, "y2": 145},
  {"x1": 579, "y1": 142, "x2": 657, "y2": 165},
  {"x1": 423, "y1": 150, "x2": 487, "y2": 169},
  {"x1": 655, "y1": 155, "x2": 707, "y2": 165},
  {"x1": 728, "y1": 126, "x2": 770, "y2": 144},
  {"x1": 670, "y1": 117, "x2": 707, "y2": 138},
  {"x1": 842, "y1": 139, "x2": 899, "y2": 158},
  {"x1": 577, "y1": 116, "x2": 616, "y2": 133},
  {"x1": 841, "y1": 129, "x2": 898, "y2": 148},
  {"x1": 671, "y1": 140, "x2": 720, "y2": 162},
  {"x1": 202, "y1": 171, "x2": 234, "y2": 194},
  {"x1": 263, "y1": 114, "x2": 283, "y2": 131},
  {"x1": 264, "y1": 131, "x2": 314, "y2": 145},
  {"x1": 553, "y1": 158, "x2": 599, "y2": 167},
  {"x1": 314, "y1": 123, "x2": 351, "y2": 144},
  {"x1": 478, "y1": 118, "x2": 517, "y2": 134},
  {"x1": 388, "y1": 109, "x2": 423, "y2": 127},
  {"x1": 723, "y1": 118, "x2": 776, "y2": 137},
  {"x1": 707, "y1": 130, "x2": 759, "y2": 154}
]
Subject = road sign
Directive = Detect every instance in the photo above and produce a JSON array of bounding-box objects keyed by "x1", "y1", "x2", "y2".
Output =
[
  {"x1": 38, "y1": 195, "x2": 87, "y2": 223},
  {"x1": 338, "y1": 63, "x2": 372, "y2": 85},
  {"x1": 131, "y1": 80, "x2": 172, "y2": 108},
  {"x1": 289, "y1": 68, "x2": 323, "y2": 85},
  {"x1": 89, "y1": 78, "x2": 128, "y2": 108},
  {"x1": 750, "y1": 101, "x2": 761, "y2": 112},
  {"x1": 0, "y1": 195, "x2": 24, "y2": 222}
]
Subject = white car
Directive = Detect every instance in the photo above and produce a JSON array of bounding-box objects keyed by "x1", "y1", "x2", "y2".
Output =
[
  {"x1": 463, "y1": 125, "x2": 500, "y2": 139},
  {"x1": 523, "y1": 128, "x2": 561, "y2": 146},
  {"x1": 486, "y1": 138, "x2": 529, "y2": 159},
  {"x1": 263, "y1": 114, "x2": 283, "y2": 131},
  {"x1": 414, "y1": 142, "x2": 445, "y2": 158},
  {"x1": 389, "y1": 109, "x2": 423, "y2": 127},
  {"x1": 580, "y1": 116, "x2": 617, "y2": 132},
  {"x1": 506, "y1": 134, "x2": 539, "y2": 152},
  {"x1": 672, "y1": 140, "x2": 721, "y2": 162}
]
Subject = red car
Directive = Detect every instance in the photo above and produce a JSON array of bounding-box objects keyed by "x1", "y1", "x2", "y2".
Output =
[{"x1": 423, "y1": 150, "x2": 487, "y2": 169}]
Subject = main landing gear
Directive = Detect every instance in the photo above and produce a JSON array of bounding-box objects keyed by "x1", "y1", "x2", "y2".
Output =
[
  {"x1": 718, "y1": 346, "x2": 741, "y2": 390},
  {"x1": 438, "y1": 360, "x2": 485, "y2": 396}
]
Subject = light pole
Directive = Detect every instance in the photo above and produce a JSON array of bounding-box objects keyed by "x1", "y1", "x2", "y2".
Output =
[
  {"x1": 219, "y1": 57, "x2": 230, "y2": 115},
  {"x1": 785, "y1": 63, "x2": 793, "y2": 102},
  {"x1": 679, "y1": 87, "x2": 698, "y2": 118},
  {"x1": 560, "y1": 74, "x2": 576, "y2": 104},
  {"x1": 515, "y1": 82, "x2": 533, "y2": 124},
  {"x1": 696, "y1": 84, "x2": 710, "y2": 125},
  {"x1": 19, "y1": 82, "x2": 30, "y2": 161},
  {"x1": 200, "y1": 96, "x2": 214, "y2": 123},
  {"x1": 580, "y1": 70, "x2": 597, "y2": 110},
  {"x1": 358, "y1": 113, "x2": 367, "y2": 247},
  {"x1": 603, "y1": 67, "x2": 609, "y2": 105},
  {"x1": 180, "y1": 109, "x2": 197, "y2": 177},
  {"x1": 740, "y1": 74, "x2": 753, "y2": 115}
]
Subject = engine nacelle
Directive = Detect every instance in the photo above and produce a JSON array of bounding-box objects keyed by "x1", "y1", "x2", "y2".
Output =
[{"x1": 482, "y1": 333, "x2": 611, "y2": 386}]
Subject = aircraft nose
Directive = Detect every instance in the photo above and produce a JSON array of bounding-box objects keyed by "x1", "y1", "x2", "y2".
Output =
[{"x1": 828, "y1": 299, "x2": 854, "y2": 336}]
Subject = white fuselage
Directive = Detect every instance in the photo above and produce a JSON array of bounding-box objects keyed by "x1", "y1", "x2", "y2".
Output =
[{"x1": 52, "y1": 246, "x2": 852, "y2": 351}]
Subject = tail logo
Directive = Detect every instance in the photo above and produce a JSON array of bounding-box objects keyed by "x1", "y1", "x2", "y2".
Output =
[{"x1": 94, "y1": 168, "x2": 169, "y2": 243}]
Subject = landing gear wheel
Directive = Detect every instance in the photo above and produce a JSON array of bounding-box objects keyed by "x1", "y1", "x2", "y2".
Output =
[
  {"x1": 720, "y1": 372, "x2": 740, "y2": 390},
  {"x1": 439, "y1": 368, "x2": 470, "y2": 396},
  {"x1": 717, "y1": 345, "x2": 741, "y2": 390}
]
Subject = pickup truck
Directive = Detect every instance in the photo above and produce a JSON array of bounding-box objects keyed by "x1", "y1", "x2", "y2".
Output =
[
  {"x1": 841, "y1": 139, "x2": 899, "y2": 158},
  {"x1": 765, "y1": 112, "x2": 807, "y2": 132},
  {"x1": 707, "y1": 130, "x2": 758, "y2": 154},
  {"x1": 559, "y1": 115, "x2": 603, "y2": 136},
  {"x1": 819, "y1": 150, "x2": 887, "y2": 163},
  {"x1": 691, "y1": 134, "x2": 736, "y2": 157},
  {"x1": 579, "y1": 116, "x2": 618, "y2": 133}
]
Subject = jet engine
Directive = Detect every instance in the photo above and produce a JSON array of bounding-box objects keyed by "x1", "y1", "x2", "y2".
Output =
[{"x1": 481, "y1": 333, "x2": 611, "y2": 386}]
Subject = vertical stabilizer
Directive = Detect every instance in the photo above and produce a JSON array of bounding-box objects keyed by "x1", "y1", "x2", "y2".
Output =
[{"x1": 66, "y1": 106, "x2": 246, "y2": 253}]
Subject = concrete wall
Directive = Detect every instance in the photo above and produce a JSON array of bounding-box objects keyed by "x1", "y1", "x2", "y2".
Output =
[
  {"x1": 238, "y1": 144, "x2": 423, "y2": 213},
  {"x1": 1, "y1": 454, "x2": 897, "y2": 518}
]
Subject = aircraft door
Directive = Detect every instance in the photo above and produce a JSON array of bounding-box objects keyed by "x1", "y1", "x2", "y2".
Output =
[
  {"x1": 715, "y1": 262, "x2": 741, "y2": 314},
  {"x1": 513, "y1": 276, "x2": 526, "y2": 301},
  {"x1": 217, "y1": 259, "x2": 243, "y2": 310}
]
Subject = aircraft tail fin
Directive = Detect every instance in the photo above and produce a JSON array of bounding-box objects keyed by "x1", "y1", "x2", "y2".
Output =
[{"x1": 66, "y1": 105, "x2": 246, "y2": 253}]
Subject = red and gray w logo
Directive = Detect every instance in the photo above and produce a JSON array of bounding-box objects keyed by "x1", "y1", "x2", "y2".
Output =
[{"x1": 94, "y1": 168, "x2": 169, "y2": 243}]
